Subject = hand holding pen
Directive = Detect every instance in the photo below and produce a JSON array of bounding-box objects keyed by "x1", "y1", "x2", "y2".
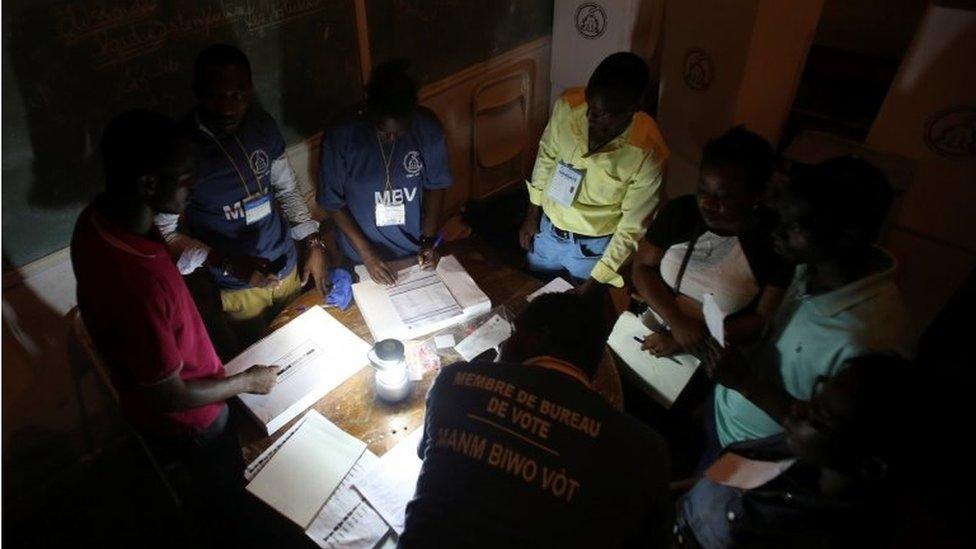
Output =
[
  {"x1": 418, "y1": 233, "x2": 443, "y2": 271},
  {"x1": 634, "y1": 335, "x2": 682, "y2": 365}
]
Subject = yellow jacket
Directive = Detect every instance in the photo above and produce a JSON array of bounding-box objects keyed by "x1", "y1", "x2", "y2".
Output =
[{"x1": 527, "y1": 88, "x2": 669, "y2": 287}]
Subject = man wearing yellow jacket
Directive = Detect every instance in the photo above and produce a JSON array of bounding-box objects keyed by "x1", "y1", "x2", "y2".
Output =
[{"x1": 519, "y1": 52, "x2": 669, "y2": 293}]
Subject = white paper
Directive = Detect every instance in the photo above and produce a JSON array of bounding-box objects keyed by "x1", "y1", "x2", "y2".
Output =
[
  {"x1": 525, "y1": 277, "x2": 574, "y2": 302},
  {"x1": 305, "y1": 452, "x2": 390, "y2": 549},
  {"x1": 244, "y1": 412, "x2": 309, "y2": 482},
  {"x1": 387, "y1": 265, "x2": 463, "y2": 329},
  {"x1": 224, "y1": 307, "x2": 371, "y2": 435},
  {"x1": 433, "y1": 334, "x2": 456, "y2": 349},
  {"x1": 454, "y1": 314, "x2": 513, "y2": 361},
  {"x1": 703, "y1": 293, "x2": 726, "y2": 347},
  {"x1": 246, "y1": 411, "x2": 367, "y2": 529},
  {"x1": 352, "y1": 255, "x2": 491, "y2": 341},
  {"x1": 353, "y1": 428, "x2": 425, "y2": 534},
  {"x1": 607, "y1": 311, "x2": 699, "y2": 409}
]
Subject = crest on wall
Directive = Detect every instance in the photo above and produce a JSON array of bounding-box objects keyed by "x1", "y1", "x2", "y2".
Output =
[
  {"x1": 682, "y1": 48, "x2": 714, "y2": 92},
  {"x1": 925, "y1": 106, "x2": 976, "y2": 158},
  {"x1": 575, "y1": 3, "x2": 607, "y2": 40}
]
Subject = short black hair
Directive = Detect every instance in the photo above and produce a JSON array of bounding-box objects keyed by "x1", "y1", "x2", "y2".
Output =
[
  {"x1": 366, "y1": 59, "x2": 418, "y2": 119},
  {"x1": 515, "y1": 292, "x2": 607, "y2": 379},
  {"x1": 100, "y1": 109, "x2": 185, "y2": 195},
  {"x1": 194, "y1": 43, "x2": 252, "y2": 92},
  {"x1": 701, "y1": 126, "x2": 775, "y2": 195},
  {"x1": 788, "y1": 156, "x2": 894, "y2": 243},
  {"x1": 585, "y1": 52, "x2": 649, "y2": 112}
]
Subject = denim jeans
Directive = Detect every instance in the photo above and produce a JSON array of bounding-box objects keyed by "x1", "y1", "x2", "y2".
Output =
[{"x1": 525, "y1": 215, "x2": 612, "y2": 283}]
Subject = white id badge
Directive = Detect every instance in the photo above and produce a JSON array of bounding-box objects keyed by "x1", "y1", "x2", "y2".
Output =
[
  {"x1": 546, "y1": 161, "x2": 584, "y2": 207},
  {"x1": 243, "y1": 193, "x2": 272, "y2": 225},
  {"x1": 375, "y1": 202, "x2": 406, "y2": 227}
]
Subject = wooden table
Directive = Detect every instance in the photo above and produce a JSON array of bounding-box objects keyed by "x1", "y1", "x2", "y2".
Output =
[{"x1": 238, "y1": 239, "x2": 623, "y2": 462}]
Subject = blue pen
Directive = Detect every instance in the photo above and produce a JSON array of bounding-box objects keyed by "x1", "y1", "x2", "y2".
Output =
[{"x1": 433, "y1": 233, "x2": 444, "y2": 249}]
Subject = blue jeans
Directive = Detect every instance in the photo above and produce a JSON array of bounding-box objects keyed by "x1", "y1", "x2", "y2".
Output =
[{"x1": 526, "y1": 216, "x2": 612, "y2": 283}]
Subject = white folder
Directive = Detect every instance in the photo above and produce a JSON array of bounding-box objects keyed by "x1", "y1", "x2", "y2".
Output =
[{"x1": 223, "y1": 306, "x2": 371, "y2": 435}]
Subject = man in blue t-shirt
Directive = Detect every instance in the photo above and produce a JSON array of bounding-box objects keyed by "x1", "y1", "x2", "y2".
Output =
[
  {"x1": 156, "y1": 44, "x2": 329, "y2": 346},
  {"x1": 318, "y1": 59, "x2": 453, "y2": 285}
]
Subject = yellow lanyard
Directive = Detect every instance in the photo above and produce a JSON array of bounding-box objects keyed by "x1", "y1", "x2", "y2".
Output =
[
  {"x1": 376, "y1": 132, "x2": 397, "y2": 193},
  {"x1": 209, "y1": 133, "x2": 265, "y2": 197}
]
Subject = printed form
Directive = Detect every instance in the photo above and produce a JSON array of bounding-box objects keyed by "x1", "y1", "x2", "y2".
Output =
[
  {"x1": 386, "y1": 265, "x2": 462, "y2": 329},
  {"x1": 246, "y1": 411, "x2": 391, "y2": 548}
]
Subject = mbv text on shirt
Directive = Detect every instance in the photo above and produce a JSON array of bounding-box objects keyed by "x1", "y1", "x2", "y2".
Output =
[{"x1": 375, "y1": 187, "x2": 418, "y2": 206}]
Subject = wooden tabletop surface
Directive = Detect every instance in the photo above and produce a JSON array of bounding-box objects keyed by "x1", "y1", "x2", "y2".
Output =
[{"x1": 238, "y1": 239, "x2": 623, "y2": 462}]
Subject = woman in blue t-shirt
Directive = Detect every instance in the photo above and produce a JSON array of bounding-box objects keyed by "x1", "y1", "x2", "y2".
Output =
[{"x1": 317, "y1": 60, "x2": 454, "y2": 284}]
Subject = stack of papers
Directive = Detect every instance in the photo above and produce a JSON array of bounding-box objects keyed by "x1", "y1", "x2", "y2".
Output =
[
  {"x1": 353, "y1": 428, "x2": 425, "y2": 535},
  {"x1": 353, "y1": 255, "x2": 491, "y2": 341},
  {"x1": 224, "y1": 306, "x2": 371, "y2": 435},
  {"x1": 245, "y1": 411, "x2": 390, "y2": 548},
  {"x1": 607, "y1": 311, "x2": 700, "y2": 409}
]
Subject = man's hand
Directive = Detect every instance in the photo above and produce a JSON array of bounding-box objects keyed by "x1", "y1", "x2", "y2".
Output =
[
  {"x1": 418, "y1": 246, "x2": 441, "y2": 271},
  {"x1": 242, "y1": 364, "x2": 280, "y2": 394},
  {"x1": 641, "y1": 331, "x2": 681, "y2": 357},
  {"x1": 301, "y1": 245, "x2": 331, "y2": 297},
  {"x1": 363, "y1": 252, "x2": 397, "y2": 285},
  {"x1": 519, "y1": 210, "x2": 541, "y2": 251},
  {"x1": 669, "y1": 314, "x2": 709, "y2": 356},
  {"x1": 700, "y1": 339, "x2": 751, "y2": 392},
  {"x1": 573, "y1": 277, "x2": 603, "y2": 297},
  {"x1": 224, "y1": 255, "x2": 280, "y2": 289}
]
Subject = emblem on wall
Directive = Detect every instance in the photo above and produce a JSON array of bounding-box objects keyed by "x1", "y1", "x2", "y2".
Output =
[
  {"x1": 682, "y1": 48, "x2": 714, "y2": 92},
  {"x1": 575, "y1": 3, "x2": 607, "y2": 40},
  {"x1": 403, "y1": 150, "x2": 423, "y2": 176},
  {"x1": 249, "y1": 149, "x2": 271, "y2": 177},
  {"x1": 925, "y1": 106, "x2": 976, "y2": 158}
]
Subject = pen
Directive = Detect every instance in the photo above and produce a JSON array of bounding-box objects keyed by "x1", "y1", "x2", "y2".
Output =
[
  {"x1": 633, "y1": 336, "x2": 682, "y2": 365},
  {"x1": 433, "y1": 232, "x2": 444, "y2": 249}
]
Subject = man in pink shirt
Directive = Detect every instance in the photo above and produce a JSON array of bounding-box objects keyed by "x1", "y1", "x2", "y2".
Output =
[{"x1": 72, "y1": 110, "x2": 278, "y2": 544}]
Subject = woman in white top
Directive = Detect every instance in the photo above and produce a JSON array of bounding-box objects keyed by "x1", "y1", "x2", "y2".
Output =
[{"x1": 632, "y1": 127, "x2": 793, "y2": 357}]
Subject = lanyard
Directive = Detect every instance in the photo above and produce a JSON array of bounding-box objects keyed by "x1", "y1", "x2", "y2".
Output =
[
  {"x1": 209, "y1": 133, "x2": 265, "y2": 197},
  {"x1": 376, "y1": 132, "x2": 397, "y2": 193}
]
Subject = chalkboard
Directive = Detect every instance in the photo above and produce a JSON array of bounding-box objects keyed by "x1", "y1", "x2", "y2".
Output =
[
  {"x1": 1, "y1": 0, "x2": 362, "y2": 268},
  {"x1": 366, "y1": 0, "x2": 553, "y2": 85}
]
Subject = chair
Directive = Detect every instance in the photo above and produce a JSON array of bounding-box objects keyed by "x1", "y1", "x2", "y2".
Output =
[
  {"x1": 471, "y1": 63, "x2": 534, "y2": 199},
  {"x1": 67, "y1": 307, "x2": 182, "y2": 506}
]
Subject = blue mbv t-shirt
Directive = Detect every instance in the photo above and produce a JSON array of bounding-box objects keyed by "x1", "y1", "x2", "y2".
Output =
[
  {"x1": 317, "y1": 108, "x2": 454, "y2": 262},
  {"x1": 184, "y1": 109, "x2": 296, "y2": 290}
]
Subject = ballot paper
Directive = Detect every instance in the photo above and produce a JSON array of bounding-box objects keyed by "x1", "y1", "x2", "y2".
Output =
[
  {"x1": 224, "y1": 306, "x2": 371, "y2": 435},
  {"x1": 246, "y1": 411, "x2": 391, "y2": 548},
  {"x1": 525, "y1": 277, "x2": 574, "y2": 302},
  {"x1": 387, "y1": 265, "x2": 463, "y2": 328},
  {"x1": 353, "y1": 428, "x2": 425, "y2": 534},
  {"x1": 703, "y1": 293, "x2": 726, "y2": 347},
  {"x1": 246, "y1": 411, "x2": 367, "y2": 528},
  {"x1": 607, "y1": 311, "x2": 700, "y2": 409},
  {"x1": 353, "y1": 255, "x2": 491, "y2": 341},
  {"x1": 454, "y1": 314, "x2": 513, "y2": 361}
]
